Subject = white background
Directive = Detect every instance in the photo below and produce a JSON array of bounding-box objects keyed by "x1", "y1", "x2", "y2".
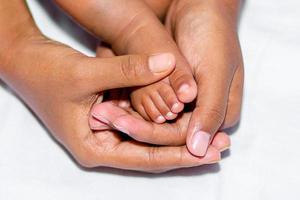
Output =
[{"x1": 1, "y1": 0, "x2": 300, "y2": 199}]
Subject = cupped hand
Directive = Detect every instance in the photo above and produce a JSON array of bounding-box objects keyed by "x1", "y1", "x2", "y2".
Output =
[
  {"x1": 1, "y1": 27, "x2": 228, "y2": 172},
  {"x1": 164, "y1": 0, "x2": 244, "y2": 156},
  {"x1": 89, "y1": 46, "x2": 231, "y2": 172}
]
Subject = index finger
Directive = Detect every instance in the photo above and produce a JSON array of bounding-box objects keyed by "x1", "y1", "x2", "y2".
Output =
[
  {"x1": 90, "y1": 102, "x2": 232, "y2": 150},
  {"x1": 91, "y1": 102, "x2": 188, "y2": 145},
  {"x1": 89, "y1": 138, "x2": 221, "y2": 173}
]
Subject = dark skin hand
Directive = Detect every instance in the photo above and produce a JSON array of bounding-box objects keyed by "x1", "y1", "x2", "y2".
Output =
[
  {"x1": 90, "y1": 0, "x2": 243, "y2": 157},
  {"x1": 0, "y1": 0, "x2": 230, "y2": 173},
  {"x1": 164, "y1": 0, "x2": 244, "y2": 156}
]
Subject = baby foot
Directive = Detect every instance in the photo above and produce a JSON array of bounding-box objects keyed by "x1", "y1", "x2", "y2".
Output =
[{"x1": 130, "y1": 78, "x2": 184, "y2": 124}]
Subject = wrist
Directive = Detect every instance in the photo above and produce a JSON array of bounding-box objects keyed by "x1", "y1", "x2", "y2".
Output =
[
  {"x1": 0, "y1": 28, "x2": 42, "y2": 77},
  {"x1": 0, "y1": 0, "x2": 41, "y2": 72}
]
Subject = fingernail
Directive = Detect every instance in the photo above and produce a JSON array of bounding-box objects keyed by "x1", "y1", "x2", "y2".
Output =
[
  {"x1": 92, "y1": 114, "x2": 110, "y2": 125},
  {"x1": 149, "y1": 53, "x2": 175, "y2": 73},
  {"x1": 190, "y1": 131, "x2": 211, "y2": 156},
  {"x1": 113, "y1": 124, "x2": 130, "y2": 135}
]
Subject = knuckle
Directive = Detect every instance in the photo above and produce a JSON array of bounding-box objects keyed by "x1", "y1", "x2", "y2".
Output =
[
  {"x1": 149, "y1": 125, "x2": 159, "y2": 144},
  {"x1": 176, "y1": 147, "x2": 185, "y2": 166},
  {"x1": 73, "y1": 148, "x2": 95, "y2": 168},
  {"x1": 202, "y1": 107, "x2": 226, "y2": 127},
  {"x1": 146, "y1": 147, "x2": 160, "y2": 168},
  {"x1": 120, "y1": 55, "x2": 144, "y2": 81},
  {"x1": 223, "y1": 108, "x2": 241, "y2": 129},
  {"x1": 70, "y1": 137, "x2": 101, "y2": 169}
]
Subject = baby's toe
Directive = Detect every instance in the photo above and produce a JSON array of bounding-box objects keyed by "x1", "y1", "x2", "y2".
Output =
[
  {"x1": 158, "y1": 85, "x2": 184, "y2": 114},
  {"x1": 143, "y1": 96, "x2": 166, "y2": 124},
  {"x1": 150, "y1": 92, "x2": 177, "y2": 121},
  {"x1": 131, "y1": 96, "x2": 151, "y2": 121},
  {"x1": 169, "y1": 66, "x2": 197, "y2": 103}
]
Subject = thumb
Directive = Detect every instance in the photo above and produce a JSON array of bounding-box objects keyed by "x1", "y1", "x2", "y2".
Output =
[
  {"x1": 82, "y1": 52, "x2": 175, "y2": 92},
  {"x1": 186, "y1": 68, "x2": 234, "y2": 157}
]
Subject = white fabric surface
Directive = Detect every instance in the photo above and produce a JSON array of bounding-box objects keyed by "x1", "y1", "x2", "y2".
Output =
[{"x1": 1, "y1": 0, "x2": 300, "y2": 199}]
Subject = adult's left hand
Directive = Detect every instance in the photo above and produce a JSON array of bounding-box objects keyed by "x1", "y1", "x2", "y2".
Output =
[{"x1": 164, "y1": 0, "x2": 244, "y2": 156}]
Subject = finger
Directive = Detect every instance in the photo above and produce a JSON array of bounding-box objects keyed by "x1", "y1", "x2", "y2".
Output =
[
  {"x1": 81, "y1": 52, "x2": 175, "y2": 92},
  {"x1": 186, "y1": 67, "x2": 235, "y2": 157},
  {"x1": 221, "y1": 66, "x2": 244, "y2": 129},
  {"x1": 211, "y1": 131, "x2": 231, "y2": 152},
  {"x1": 90, "y1": 97, "x2": 232, "y2": 149},
  {"x1": 90, "y1": 102, "x2": 232, "y2": 151},
  {"x1": 93, "y1": 141, "x2": 221, "y2": 172},
  {"x1": 89, "y1": 116, "x2": 111, "y2": 131},
  {"x1": 91, "y1": 102, "x2": 188, "y2": 145}
]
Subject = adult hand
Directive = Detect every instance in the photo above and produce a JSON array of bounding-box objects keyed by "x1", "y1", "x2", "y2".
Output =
[
  {"x1": 0, "y1": 0, "x2": 229, "y2": 173},
  {"x1": 88, "y1": 46, "x2": 231, "y2": 171},
  {"x1": 91, "y1": 45, "x2": 230, "y2": 148},
  {"x1": 164, "y1": 0, "x2": 244, "y2": 156}
]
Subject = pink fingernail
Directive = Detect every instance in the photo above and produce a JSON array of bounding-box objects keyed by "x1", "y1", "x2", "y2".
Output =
[
  {"x1": 190, "y1": 131, "x2": 211, "y2": 156},
  {"x1": 149, "y1": 53, "x2": 175, "y2": 73}
]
